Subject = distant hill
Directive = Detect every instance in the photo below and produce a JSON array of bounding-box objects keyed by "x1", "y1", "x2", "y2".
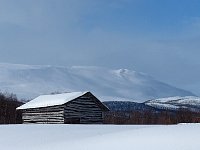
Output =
[
  {"x1": 103, "y1": 101, "x2": 155, "y2": 112},
  {"x1": 0, "y1": 63, "x2": 195, "y2": 102},
  {"x1": 104, "y1": 96, "x2": 200, "y2": 113},
  {"x1": 145, "y1": 96, "x2": 200, "y2": 112}
]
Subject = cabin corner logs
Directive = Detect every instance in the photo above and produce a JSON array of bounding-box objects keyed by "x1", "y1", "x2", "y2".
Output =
[{"x1": 20, "y1": 92, "x2": 109, "y2": 124}]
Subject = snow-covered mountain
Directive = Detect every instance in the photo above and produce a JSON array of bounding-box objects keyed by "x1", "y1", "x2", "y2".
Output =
[
  {"x1": 145, "y1": 96, "x2": 200, "y2": 112},
  {"x1": 104, "y1": 96, "x2": 200, "y2": 112},
  {"x1": 0, "y1": 63, "x2": 195, "y2": 102}
]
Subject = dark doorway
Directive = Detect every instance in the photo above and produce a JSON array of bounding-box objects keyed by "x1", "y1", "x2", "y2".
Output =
[{"x1": 65, "y1": 118, "x2": 80, "y2": 124}]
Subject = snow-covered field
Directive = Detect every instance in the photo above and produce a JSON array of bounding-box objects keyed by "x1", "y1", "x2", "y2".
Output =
[{"x1": 0, "y1": 124, "x2": 200, "y2": 150}]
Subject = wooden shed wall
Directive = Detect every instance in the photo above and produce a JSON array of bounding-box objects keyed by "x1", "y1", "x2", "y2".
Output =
[
  {"x1": 64, "y1": 93, "x2": 106, "y2": 124},
  {"x1": 22, "y1": 105, "x2": 64, "y2": 124}
]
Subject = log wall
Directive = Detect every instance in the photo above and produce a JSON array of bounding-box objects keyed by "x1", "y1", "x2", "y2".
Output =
[
  {"x1": 22, "y1": 105, "x2": 64, "y2": 124},
  {"x1": 64, "y1": 94, "x2": 105, "y2": 124}
]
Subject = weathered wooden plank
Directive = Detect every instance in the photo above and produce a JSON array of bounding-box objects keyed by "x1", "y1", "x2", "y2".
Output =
[
  {"x1": 23, "y1": 119, "x2": 64, "y2": 122},
  {"x1": 23, "y1": 120, "x2": 64, "y2": 123},
  {"x1": 64, "y1": 112, "x2": 102, "y2": 115},
  {"x1": 65, "y1": 105, "x2": 101, "y2": 111},
  {"x1": 64, "y1": 112, "x2": 102, "y2": 116},
  {"x1": 23, "y1": 116, "x2": 64, "y2": 119},
  {"x1": 66, "y1": 105, "x2": 100, "y2": 109},
  {"x1": 23, "y1": 111, "x2": 64, "y2": 116},
  {"x1": 24, "y1": 108, "x2": 64, "y2": 113},
  {"x1": 64, "y1": 109, "x2": 101, "y2": 114},
  {"x1": 64, "y1": 116, "x2": 102, "y2": 119},
  {"x1": 23, "y1": 114, "x2": 64, "y2": 117},
  {"x1": 23, "y1": 121, "x2": 64, "y2": 124}
]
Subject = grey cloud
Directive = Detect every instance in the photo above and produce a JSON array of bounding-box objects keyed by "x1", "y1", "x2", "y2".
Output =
[{"x1": 0, "y1": 0, "x2": 200, "y2": 96}]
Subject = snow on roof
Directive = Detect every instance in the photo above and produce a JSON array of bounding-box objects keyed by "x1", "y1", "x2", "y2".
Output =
[{"x1": 17, "y1": 91, "x2": 89, "y2": 110}]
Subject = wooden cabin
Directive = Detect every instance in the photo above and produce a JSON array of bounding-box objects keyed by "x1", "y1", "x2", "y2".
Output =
[{"x1": 17, "y1": 91, "x2": 109, "y2": 124}]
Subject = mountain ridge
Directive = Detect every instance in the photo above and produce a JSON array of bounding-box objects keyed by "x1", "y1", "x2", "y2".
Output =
[
  {"x1": 0, "y1": 63, "x2": 195, "y2": 102},
  {"x1": 145, "y1": 96, "x2": 200, "y2": 112}
]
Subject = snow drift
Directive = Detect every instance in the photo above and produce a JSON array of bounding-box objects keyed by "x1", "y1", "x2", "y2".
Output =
[{"x1": 0, "y1": 124, "x2": 200, "y2": 150}]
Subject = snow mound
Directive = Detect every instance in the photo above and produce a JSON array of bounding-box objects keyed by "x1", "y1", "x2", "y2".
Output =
[{"x1": 0, "y1": 124, "x2": 200, "y2": 150}]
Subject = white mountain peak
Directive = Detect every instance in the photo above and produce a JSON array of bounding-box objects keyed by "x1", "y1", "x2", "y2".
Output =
[{"x1": 0, "y1": 63, "x2": 195, "y2": 102}]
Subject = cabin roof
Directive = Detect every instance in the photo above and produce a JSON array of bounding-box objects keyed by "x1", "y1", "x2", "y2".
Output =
[{"x1": 17, "y1": 91, "x2": 89, "y2": 110}]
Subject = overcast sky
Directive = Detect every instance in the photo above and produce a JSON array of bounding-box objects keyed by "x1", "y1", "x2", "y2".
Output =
[{"x1": 0, "y1": 0, "x2": 200, "y2": 95}]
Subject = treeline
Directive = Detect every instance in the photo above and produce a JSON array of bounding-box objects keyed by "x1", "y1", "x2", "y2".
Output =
[
  {"x1": 104, "y1": 109, "x2": 200, "y2": 124},
  {"x1": 0, "y1": 92, "x2": 23, "y2": 124}
]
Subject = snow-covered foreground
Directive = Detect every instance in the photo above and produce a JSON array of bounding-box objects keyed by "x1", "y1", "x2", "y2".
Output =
[{"x1": 0, "y1": 124, "x2": 200, "y2": 150}]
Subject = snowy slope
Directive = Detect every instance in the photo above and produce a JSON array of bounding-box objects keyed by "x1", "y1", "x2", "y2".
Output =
[
  {"x1": 0, "y1": 124, "x2": 200, "y2": 150},
  {"x1": 0, "y1": 63, "x2": 194, "y2": 102},
  {"x1": 145, "y1": 96, "x2": 200, "y2": 111}
]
